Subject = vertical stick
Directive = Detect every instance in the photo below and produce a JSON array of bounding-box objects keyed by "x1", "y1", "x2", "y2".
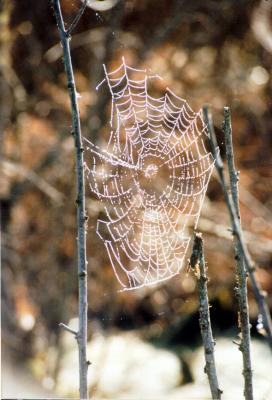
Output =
[
  {"x1": 222, "y1": 108, "x2": 253, "y2": 399},
  {"x1": 51, "y1": 1, "x2": 89, "y2": 399},
  {"x1": 190, "y1": 233, "x2": 222, "y2": 400},
  {"x1": 203, "y1": 107, "x2": 254, "y2": 399}
]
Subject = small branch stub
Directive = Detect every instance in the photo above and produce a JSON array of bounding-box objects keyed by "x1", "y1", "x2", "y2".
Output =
[{"x1": 59, "y1": 322, "x2": 78, "y2": 337}]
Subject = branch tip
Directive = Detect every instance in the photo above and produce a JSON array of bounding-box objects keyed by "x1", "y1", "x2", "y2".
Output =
[{"x1": 59, "y1": 322, "x2": 78, "y2": 337}]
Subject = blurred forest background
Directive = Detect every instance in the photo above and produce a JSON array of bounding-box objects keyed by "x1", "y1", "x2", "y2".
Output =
[{"x1": 1, "y1": 0, "x2": 272, "y2": 398}]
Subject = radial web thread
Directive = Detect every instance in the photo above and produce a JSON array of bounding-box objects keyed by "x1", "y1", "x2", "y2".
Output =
[{"x1": 84, "y1": 58, "x2": 216, "y2": 291}]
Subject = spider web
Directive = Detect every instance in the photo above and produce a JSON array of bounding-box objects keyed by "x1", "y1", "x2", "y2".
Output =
[{"x1": 84, "y1": 57, "x2": 216, "y2": 291}]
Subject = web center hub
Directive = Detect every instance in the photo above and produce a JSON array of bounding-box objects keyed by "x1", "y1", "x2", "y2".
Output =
[{"x1": 144, "y1": 163, "x2": 158, "y2": 179}]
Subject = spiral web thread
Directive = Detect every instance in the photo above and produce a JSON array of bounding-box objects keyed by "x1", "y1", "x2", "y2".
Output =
[{"x1": 84, "y1": 58, "x2": 216, "y2": 291}]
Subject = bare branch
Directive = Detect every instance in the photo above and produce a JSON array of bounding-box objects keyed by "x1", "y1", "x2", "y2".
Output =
[
  {"x1": 203, "y1": 106, "x2": 272, "y2": 352},
  {"x1": 51, "y1": 0, "x2": 89, "y2": 398},
  {"x1": 222, "y1": 107, "x2": 253, "y2": 400},
  {"x1": 190, "y1": 232, "x2": 222, "y2": 400}
]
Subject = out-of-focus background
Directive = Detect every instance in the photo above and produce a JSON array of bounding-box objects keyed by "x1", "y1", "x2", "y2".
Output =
[{"x1": 1, "y1": 0, "x2": 272, "y2": 398}]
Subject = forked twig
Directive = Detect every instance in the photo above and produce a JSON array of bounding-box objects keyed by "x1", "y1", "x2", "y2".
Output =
[
  {"x1": 203, "y1": 106, "x2": 272, "y2": 352},
  {"x1": 51, "y1": 1, "x2": 89, "y2": 399},
  {"x1": 190, "y1": 232, "x2": 222, "y2": 400},
  {"x1": 67, "y1": 0, "x2": 88, "y2": 37}
]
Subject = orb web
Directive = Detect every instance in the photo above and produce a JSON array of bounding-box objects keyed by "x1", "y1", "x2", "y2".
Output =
[{"x1": 84, "y1": 58, "x2": 216, "y2": 291}]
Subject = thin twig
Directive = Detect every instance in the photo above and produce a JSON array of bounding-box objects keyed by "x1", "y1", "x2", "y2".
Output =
[
  {"x1": 203, "y1": 106, "x2": 272, "y2": 352},
  {"x1": 197, "y1": 216, "x2": 272, "y2": 257},
  {"x1": 2, "y1": 159, "x2": 64, "y2": 204},
  {"x1": 51, "y1": 1, "x2": 89, "y2": 399},
  {"x1": 59, "y1": 322, "x2": 78, "y2": 337},
  {"x1": 67, "y1": 0, "x2": 88, "y2": 37},
  {"x1": 251, "y1": 0, "x2": 272, "y2": 54},
  {"x1": 190, "y1": 232, "x2": 222, "y2": 400},
  {"x1": 222, "y1": 107, "x2": 253, "y2": 400},
  {"x1": 8, "y1": 135, "x2": 71, "y2": 206}
]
